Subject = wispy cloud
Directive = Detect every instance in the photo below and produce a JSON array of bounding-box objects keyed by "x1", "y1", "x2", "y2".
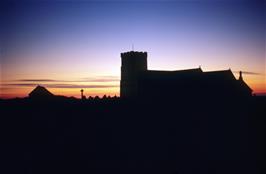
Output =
[
  {"x1": 82, "y1": 76, "x2": 120, "y2": 82},
  {"x1": 18, "y1": 79, "x2": 57, "y2": 82},
  {"x1": 233, "y1": 71, "x2": 262, "y2": 75},
  {"x1": 0, "y1": 87, "x2": 14, "y2": 91},
  {"x1": 12, "y1": 76, "x2": 120, "y2": 83},
  {"x1": 3, "y1": 83, "x2": 118, "y2": 89}
]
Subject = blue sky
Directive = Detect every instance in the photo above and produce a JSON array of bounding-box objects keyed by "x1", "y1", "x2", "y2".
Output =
[{"x1": 1, "y1": 0, "x2": 265, "y2": 97}]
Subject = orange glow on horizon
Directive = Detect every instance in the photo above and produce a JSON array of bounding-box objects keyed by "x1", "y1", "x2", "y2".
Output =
[
  {"x1": 1, "y1": 81, "x2": 266, "y2": 99},
  {"x1": 0, "y1": 86, "x2": 120, "y2": 99},
  {"x1": 1, "y1": 66, "x2": 265, "y2": 99}
]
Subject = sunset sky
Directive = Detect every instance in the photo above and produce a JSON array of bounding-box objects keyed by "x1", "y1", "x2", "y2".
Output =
[{"x1": 1, "y1": 0, "x2": 265, "y2": 98}]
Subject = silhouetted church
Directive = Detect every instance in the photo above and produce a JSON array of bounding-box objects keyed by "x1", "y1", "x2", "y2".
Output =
[{"x1": 120, "y1": 51, "x2": 252, "y2": 99}]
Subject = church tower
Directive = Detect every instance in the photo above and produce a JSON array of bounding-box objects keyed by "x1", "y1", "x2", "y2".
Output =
[{"x1": 120, "y1": 51, "x2": 148, "y2": 98}]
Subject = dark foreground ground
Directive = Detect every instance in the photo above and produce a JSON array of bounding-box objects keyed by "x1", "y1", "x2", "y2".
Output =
[{"x1": 0, "y1": 96, "x2": 265, "y2": 174}]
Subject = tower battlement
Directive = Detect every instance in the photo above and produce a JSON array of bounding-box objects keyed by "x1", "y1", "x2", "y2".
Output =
[
  {"x1": 121, "y1": 51, "x2": 147, "y2": 70},
  {"x1": 121, "y1": 51, "x2": 147, "y2": 59}
]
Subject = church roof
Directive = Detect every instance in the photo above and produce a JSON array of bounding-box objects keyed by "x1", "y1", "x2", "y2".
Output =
[
  {"x1": 203, "y1": 69, "x2": 236, "y2": 82},
  {"x1": 141, "y1": 68, "x2": 252, "y2": 92},
  {"x1": 147, "y1": 67, "x2": 202, "y2": 74},
  {"x1": 204, "y1": 69, "x2": 235, "y2": 78},
  {"x1": 238, "y1": 79, "x2": 253, "y2": 92},
  {"x1": 142, "y1": 68, "x2": 203, "y2": 80}
]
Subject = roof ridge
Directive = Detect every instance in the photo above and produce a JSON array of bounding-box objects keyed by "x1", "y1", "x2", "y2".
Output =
[
  {"x1": 148, "y1": 67, "x2": 202, "y2": 73},
  {"x1": 204, "y1": 69, "x2": 232, "y2": 73}
]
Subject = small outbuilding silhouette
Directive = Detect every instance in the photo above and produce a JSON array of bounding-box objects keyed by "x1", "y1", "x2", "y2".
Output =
[{"x1": 29, "y1": 85, "x2": 54, "y2": 99}]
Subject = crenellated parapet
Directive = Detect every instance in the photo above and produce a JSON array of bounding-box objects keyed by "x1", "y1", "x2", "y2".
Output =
[
  {"x1": 121, "y1": 51, "x2": 147, "y2": 59},
  {"x1": 121, "y1": 51, "x2": 147, "y2": 71}
]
